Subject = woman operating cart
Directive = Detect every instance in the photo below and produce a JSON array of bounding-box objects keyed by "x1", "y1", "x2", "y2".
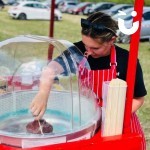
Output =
[{"x1": 30, "y1": 12, "x2": 147, "y2": 150}]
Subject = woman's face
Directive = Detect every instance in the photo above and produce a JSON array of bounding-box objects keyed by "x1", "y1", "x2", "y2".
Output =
[{"x1": 82, "y1": 35, "x2": 114, "y2": 58}]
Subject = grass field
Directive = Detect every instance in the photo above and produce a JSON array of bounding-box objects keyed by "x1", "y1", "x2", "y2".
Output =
[{"x1": 0, "y1": 6, "x2": 150, "y2": 148}]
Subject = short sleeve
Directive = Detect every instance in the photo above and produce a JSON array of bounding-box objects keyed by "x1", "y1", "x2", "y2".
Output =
[
  {"x1": 54, "y1": 50, "x2": 77, "y2": 75},
  {"x1": 134, "y1": 60, "x2": 147, "y2": 97}
]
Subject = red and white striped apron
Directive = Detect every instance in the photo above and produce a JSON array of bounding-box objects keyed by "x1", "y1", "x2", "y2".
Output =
[{"x1": 79, "y1": 46, "x2": 146, "y2": 150}]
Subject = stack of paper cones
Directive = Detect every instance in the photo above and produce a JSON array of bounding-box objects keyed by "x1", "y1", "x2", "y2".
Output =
[{"x1": 101, "y1": 78, "x2": 127, "y2": 137}]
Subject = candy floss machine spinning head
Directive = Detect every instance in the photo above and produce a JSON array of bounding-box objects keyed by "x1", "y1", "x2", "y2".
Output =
[{"x1": 0, "y1": 35, "x2": 101, "y2": 148}]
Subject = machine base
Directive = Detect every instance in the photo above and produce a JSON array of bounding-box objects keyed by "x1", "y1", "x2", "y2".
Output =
[{"x1": 0, "y1": 132, "x2": 142, "y2": 150}]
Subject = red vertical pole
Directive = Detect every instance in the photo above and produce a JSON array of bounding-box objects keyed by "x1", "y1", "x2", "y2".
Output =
[
  {"x1": 48, "y1": 0, "x2": 55, "y2": 60},
  {"x1": 123, "y1": 0, "x2": 144, "y2": 133},
  {"x1": 49, "y1": 0, "x2": 55, "y2": 38}
]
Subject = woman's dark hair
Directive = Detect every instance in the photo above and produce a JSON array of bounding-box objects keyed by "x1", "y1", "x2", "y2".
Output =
[{"x1": 81, "y1": 11, "x2": 118, "y2": 43}]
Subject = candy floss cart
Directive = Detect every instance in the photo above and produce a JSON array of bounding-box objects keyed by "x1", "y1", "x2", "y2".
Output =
[{"x1": 0, "y1": 35, "x2": 142, "y2": 150}]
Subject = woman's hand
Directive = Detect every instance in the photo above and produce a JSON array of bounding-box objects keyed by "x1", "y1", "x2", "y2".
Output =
[{"x1": 30, "y1": 91, "x2": 49, "y2": 120}]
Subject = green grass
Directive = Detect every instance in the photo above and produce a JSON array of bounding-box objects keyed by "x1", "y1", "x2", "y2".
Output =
[
  {"x1": 1, "y1": 6, "x2": 150, "y2": 148},
  {"x1": 81, "y1": 0, "x2": 150, "y2": 6}
]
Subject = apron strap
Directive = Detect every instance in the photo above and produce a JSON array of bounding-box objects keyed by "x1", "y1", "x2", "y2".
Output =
[{"x1": 110, "y1": 45, "x2": 117, "y2": 74}]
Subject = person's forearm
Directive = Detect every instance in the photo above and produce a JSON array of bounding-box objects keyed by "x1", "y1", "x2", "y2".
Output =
[
  {"x1": 132, "y1": 97, "x2": 144, "y2": 113},
  {"x1": 39, "y1": 67, "x2": 55, "y2": 93},
  {"x1": 39, "y1": 61, "x2": 64, "y2": 94},
  {"x1": 30, "y1": 61, "x2": 64, "y2": 120}
]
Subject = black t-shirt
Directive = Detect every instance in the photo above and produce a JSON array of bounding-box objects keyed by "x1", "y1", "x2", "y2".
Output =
[
  {"x1": 54, "y1": 41, "x2": 147, "y2": 98},
  {"x1": 74, "y1": 41, "x2": 147, "y2": 98}
]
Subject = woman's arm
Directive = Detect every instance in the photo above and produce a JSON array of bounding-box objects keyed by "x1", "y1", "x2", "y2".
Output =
[
  {"x1": 30, "y1": 61, "x2": 64, "y2": 120},
  {"x1": 131, "y1": 60, "x2": 146, "y2": 113},
  {"x1": 132, "y1": 97, "x2": 145, "y2": 113}
]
